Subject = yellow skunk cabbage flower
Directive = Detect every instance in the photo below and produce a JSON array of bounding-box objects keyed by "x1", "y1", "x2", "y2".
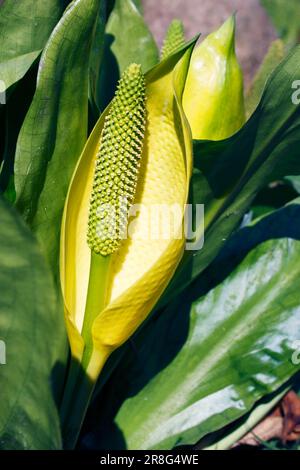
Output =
[
  {"x1": 81, "y1": 63, "x2": 146, "y2": 373},
  {"x1": 60, "y1": 40, "x2": 196, "y2": 446},
  {"x1": 183, "y1": 15, "x2": 245, "y2": 140},
  {"x1": 161, "y1": 19, "x2": 185, "y2": 60}
]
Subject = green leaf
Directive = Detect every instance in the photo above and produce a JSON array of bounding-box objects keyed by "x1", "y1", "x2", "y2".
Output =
[
  {"x1": 131, "y1": 0, "x2": 142, "y2": 12},
  {"x1": 161, "y1": 45, "x2": 300, "y2": 306},
  {"x1": 0, "y1": 64, "x2": 37, "y2": 194},
  {"x1": 84, "y1": 200, "x2": 300, "y2": 450},
  {"x1": 250, "y1": 183, "x2": 298, "y2": 220},
  {"x1": 0, "y1": 50, "x2": 41, "y2": 93},
  {"x1": 106, "y1": 0, "x2": 157, "y2": 73},
  {"x1": 106, "y1": 0, "x2": 143, "y2": 17},
  {"x1": 285, "y1": 175, "x2": 300, "y2": 194},
  {"x1": 14, "y1": 0, "x2": 105, "y2": 279},
  {"x1": 260, "y1": 0, "x2": 300, "y2": 46},
  {"x1": 0, "y1": 0, "x2": 68, "y2": 91},
  {"x1": 96, "y1": 0, "x2": 159, "y2": 111},
  {"x1": 204, "y1": 385, "x2": 289, "y2": 450},
  {"x1": 0, "y1": 195, "x2": 67, "y2": 449},
  {"x1": 206, "y1": 342, "x2": 300, "y2": 449},
  {"x1": 89, "y1": 0, "x2": 106, "y2": 116},
  {"x1": 246, "y1": 39, "x2": 285, "y2": 118}
]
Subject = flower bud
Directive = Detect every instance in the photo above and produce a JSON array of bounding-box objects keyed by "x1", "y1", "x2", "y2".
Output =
[
  {"x1": 183, "y1": 16, "x2": 245, "y2": 140},
  {"x1": 161, "y1": 19, "x2": 185, "y2": 60}
]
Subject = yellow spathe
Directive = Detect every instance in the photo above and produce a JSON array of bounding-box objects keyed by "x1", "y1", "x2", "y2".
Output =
[{"x1": 60, "y1": 40, "x2": 196, "y2": 379}]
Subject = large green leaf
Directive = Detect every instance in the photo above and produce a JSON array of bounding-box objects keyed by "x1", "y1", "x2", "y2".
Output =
[
  {"x1": 246, "y1": 39, "x2": 285, "y2": 118},
  {"x1": 0, "y1": 195, "x2": 66, "y2": 449},
  {"x1": 161, "y1": 45, "x2": 300, "y2": 306},
  {"x1": 14, "y1": 0, "x2": 105, "y2": 279},
  {"x1": 0, "y1": 0, "x2": 69, "y2": 92},
  {"x1": 260, "y1": 0, "x2": 300, "y2": 46},
  {"x1": 96, "y1": 0, "x2": 159, "y2": 111},
  {"x1": 83, "y1": 200, "x2": 300, "y2": 450}
]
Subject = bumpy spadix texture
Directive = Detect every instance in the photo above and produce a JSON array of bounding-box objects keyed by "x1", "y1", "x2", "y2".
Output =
[
  {"x1": 87, "y1": 63, "x2": 146, "y2": 256},
  {"x1": 161, "y1": 19, "x2": 185, "y2": 60}
]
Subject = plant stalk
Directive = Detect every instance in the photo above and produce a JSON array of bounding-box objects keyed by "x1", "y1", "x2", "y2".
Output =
[
  {"x1": 62, "y1": 350, "x2": 109, "y2": 449},
  {"x1": 60, "y1": 251, "x2": 111, "y2": 448},
  {"x1": 81, "y1": 251, "x2": 111, "y2": 370}
]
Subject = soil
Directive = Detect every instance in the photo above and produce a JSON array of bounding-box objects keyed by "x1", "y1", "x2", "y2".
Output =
[{"x1": 143, "y1": 0, "x2": 278, "y2": 88}]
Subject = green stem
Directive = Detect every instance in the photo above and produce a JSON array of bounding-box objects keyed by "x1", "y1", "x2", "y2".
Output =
[
  {"x1": 61, "y1": 251, "x2": 111, "y2": 448},
  {"x1": 81, "y1": 251, "x2": 111, "y2": 370},
  {"x1": 60, "y1": 356, "x2": 81, "y2": 426},
  {"x1": 62, "y1": 350, "x2": 109, "y2": 449}
]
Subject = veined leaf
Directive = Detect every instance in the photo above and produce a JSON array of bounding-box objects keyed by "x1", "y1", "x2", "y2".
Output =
[
  {"x1": 0, "y1": 0, "x2": 68, "y2": 91},
  {"x1": 0, "y1": 195, "x2": 66, "y2": 449},
  {"x1": 84, "y1": 200, "x2": 300, "y2": 450},
  {"x1": 14, "y1": 0, "x2": 105, "y2": 279}
]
